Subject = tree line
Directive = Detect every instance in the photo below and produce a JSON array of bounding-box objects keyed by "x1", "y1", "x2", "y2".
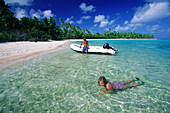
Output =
[{"x1": 0, "y1": 0, "x2": 154, "y2": 42}]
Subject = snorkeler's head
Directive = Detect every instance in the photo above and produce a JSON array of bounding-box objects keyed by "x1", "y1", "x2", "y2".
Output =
[
  {"x1": 83, "y1": 37, "x2": 86, "y2": 41},
  {"x1": 98, "y1": 76, "x2": 108, "y2": 87}
]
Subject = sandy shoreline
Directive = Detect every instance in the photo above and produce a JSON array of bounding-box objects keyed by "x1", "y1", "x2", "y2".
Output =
[
  {"x1": 0, "y1": 40, "x2": 70, "y2": 69},
  {"x1": 0, "y1": 38, "x2": 156, "y2": 69}
]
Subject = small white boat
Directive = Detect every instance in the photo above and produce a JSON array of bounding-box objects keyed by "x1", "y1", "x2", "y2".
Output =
[{"x1": 70, "y1": 43, "x2": 117, "y2": 55}]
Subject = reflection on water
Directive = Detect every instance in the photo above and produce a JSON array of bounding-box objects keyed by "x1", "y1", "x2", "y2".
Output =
[{"x1": 0, "y1": 40, "x2": 170, "y2": 112}]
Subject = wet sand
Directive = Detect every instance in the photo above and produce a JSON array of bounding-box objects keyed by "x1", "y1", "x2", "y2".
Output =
[{"x1": 0, "y1": 40, "x2": 70, "y2": 69}]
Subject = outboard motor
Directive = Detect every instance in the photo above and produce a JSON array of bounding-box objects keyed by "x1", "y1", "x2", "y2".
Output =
[
  {"x1": 103, "y1": 43, "x2": 118, "y2": 51},
  {"x1": 103, "y1": 43, "x2": 110, "y2": 49}
]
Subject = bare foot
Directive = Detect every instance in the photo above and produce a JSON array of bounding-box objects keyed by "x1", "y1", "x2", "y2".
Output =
[
  {"x1": 138, "y1": 81, "x2": 144, "y2": 85},
  {"x1": 132, "y1": 78, "x2": 139, "y2": 81}
]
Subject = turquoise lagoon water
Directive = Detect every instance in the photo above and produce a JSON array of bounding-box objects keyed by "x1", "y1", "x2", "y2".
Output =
[{"x1": 0, "y1": 39, "x2": 170, "y2": 112}]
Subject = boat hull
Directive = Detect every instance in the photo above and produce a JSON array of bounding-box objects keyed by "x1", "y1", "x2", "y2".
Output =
[{"x1": 70, "y1": 44, "x2": 116, "y2": 55}]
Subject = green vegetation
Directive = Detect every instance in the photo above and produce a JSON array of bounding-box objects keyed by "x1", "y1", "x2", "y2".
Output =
[{"x1": 0, "y1": 0, "x2": 154, "y2": 42}]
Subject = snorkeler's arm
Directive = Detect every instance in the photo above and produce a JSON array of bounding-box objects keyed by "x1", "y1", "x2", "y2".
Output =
[
  {"x1": 101, "y1": 90, "x2": 113, "y2": 94},
  {"x1": 101, "y1": 84, "x2": 114, "y2": 95},
  {"x1": 101, "y1": 90, "x2": 114, "y2": 95}
]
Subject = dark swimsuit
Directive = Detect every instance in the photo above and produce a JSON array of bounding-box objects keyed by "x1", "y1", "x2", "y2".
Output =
[
  {"x1": 110, "y1": 82, "x2": 123, "y2": 89},
  {"x1": 82, "y1": 41, "x2": 88, "y2": 52},
  {"x1": 82, "y1": 46, "x2": 88, "y2": 52}
]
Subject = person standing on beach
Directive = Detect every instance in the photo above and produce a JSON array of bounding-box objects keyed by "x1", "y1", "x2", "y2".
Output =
[
  {"x1": 80, "y1": 37, "x2": 89, "y2": 54},
  {"x1": 98, "y1": 76, "x2": 144, "y2": 95}
]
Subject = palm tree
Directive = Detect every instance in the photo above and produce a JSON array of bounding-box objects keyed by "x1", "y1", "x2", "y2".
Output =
[
  {"x1": 83, "y1": 29, "x2": 86, "y2": 33},
  {"x1": 109, "y1": 28, "x2": 111, "y2": 33},
  {"x1": 89, "y1": 31, "x2": 91, "y2": 35},
  {"x1": 65, "y1": 23, "x2": 69, "y2": 30},
  {"x1": 85, "y1": 29, "x2": 89, "y2": 34},
  {"x1": 59, "y1": 17, "x2": 64, "y2": 29},
  {"x1": 76, "y1": 26, "x2": 80, "y2": 30},
  {"x1": 0, "y1": 0, "x2": 20, "y2": 31},
  {"x1": 71, "y1": 26, "x2": 75, "y2": 31}
]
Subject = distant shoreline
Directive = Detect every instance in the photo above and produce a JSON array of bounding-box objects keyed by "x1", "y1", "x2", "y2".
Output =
[{"x1": 69, "y1": 38, "x2": 157, "y2": 41}]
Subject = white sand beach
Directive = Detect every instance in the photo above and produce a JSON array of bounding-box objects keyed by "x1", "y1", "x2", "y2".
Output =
[
  {"x1": 0, "y1": 38, "x2": 154, "y2": 69},
  {"x1": 0, "y1": 40, "x2": 70, "y2": 69}
]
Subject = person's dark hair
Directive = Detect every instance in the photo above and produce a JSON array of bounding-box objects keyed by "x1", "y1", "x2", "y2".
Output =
[
  {"x1": 98, "y1": 76, "x2": 108, "y2": 87},
  {"x1": 84, "y1": 36, "x2": 89, "y2": 39},
  {"x1": 83, "y1": 37, "x2": 86, "y2": 40}
]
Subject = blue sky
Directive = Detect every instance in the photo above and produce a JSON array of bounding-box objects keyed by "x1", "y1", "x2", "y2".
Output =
[{"x1": 5, "y1": 0, "x2": 170, "y2": 39}]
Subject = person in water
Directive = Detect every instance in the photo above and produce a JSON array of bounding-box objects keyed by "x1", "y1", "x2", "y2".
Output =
[
  {"x1": 98, "y1": 76, "x2": 144, "y2": 95},
  {"x1": 80, "y1": 37, "x2": 89, "y2": 54}
]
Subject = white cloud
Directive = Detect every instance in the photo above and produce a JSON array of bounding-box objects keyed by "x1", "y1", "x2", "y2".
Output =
[
  {"x1": 115, "y1": 25, "x2": 120, "y2": 31},
  {"x1": 115, "y1": 1, "x2": 170, "y2": 32},
  {"x1": 104, "y1": 28, "x2": 109, "y2": 31},
  {"x1": 124, "y1": 20, "x2": 128, "y2": 24},
  {"x1": 15, "y1": 8, "x2": 55, "y2": 19},
  {"x1": 77, "y1": 20, "x2": 82, "y2": 24},
  {"x1": 65, "y1": 16, "x2": 74, "y2": 24},
  {"x1": 15, "y1": 8, "x2": 28, "y2": 19},
  {"x1": 128, "y1": 23, "x2": 140, "y2": 27},
  {"x1": 5, "y1": 0, "x2": 34, "y2": 6},
  {"x1": 150, "y1": 25, "x2": 159, "y2": 31},
  {"x1": 94, "y1": 15, "x2": 116, "y2": 28},
  {"x1": 99, "y1": 20, "x2": 109, "y2": 28},
  {"x1": 77, "y1": 16, "x2": 91, "y2": 24},
  {"x1": 94, "y1": 24, "x2": 98, "y2": 27},
  {"x1": 109, "y1": 20, "x2": 115, "y2": 25},
  {"x1": 114, "y1": 22, "x2": 144, "y2": 32},
  {"x1": 147, "y1": 24, "x2": 160, "y2": 33},
  {"x1": 145, "y1": 0, "x2": 169, "y2": 2},
  {"x1": 82, "y1": 16, "x2": 91, "y2": 20},
  {"x1": 115, "y1": 25, "x2": 130, "y2": 31},
  {"x1": 79, "y1": 3, "x2": 96, "y2": 13},
  {"x1": 30, "y1": 9, "x2": 43, "y2": 18},
  {"x1": 99, "y1": 19, "x2": 115, "y2": 28},
  {"x1": 131, "y1": 2, "x2": 170, "y2": 23},
  {"x1": 43, "y1": 10, "x2": 54, "y2": 18},
  {"x1": 94, "y1": 15, "x2": 105, "y2": 23},
  {"x1": 30, "y1": 9, "x2": 54, "y2": 18}
]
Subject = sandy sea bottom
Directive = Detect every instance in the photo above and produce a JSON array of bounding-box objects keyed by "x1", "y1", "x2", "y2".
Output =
[{"x1": 0, "y1": 40, "x2": 170, "y2": 112}]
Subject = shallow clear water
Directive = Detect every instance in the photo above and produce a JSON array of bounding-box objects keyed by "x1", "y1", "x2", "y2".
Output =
[{"x1": 0, "y1": 39, "x2": 170, "y2": 112}]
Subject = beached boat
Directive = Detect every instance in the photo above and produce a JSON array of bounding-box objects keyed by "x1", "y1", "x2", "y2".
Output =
[{"x1": 70, "y1": 43, "x2": 117, "y2": 55}]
